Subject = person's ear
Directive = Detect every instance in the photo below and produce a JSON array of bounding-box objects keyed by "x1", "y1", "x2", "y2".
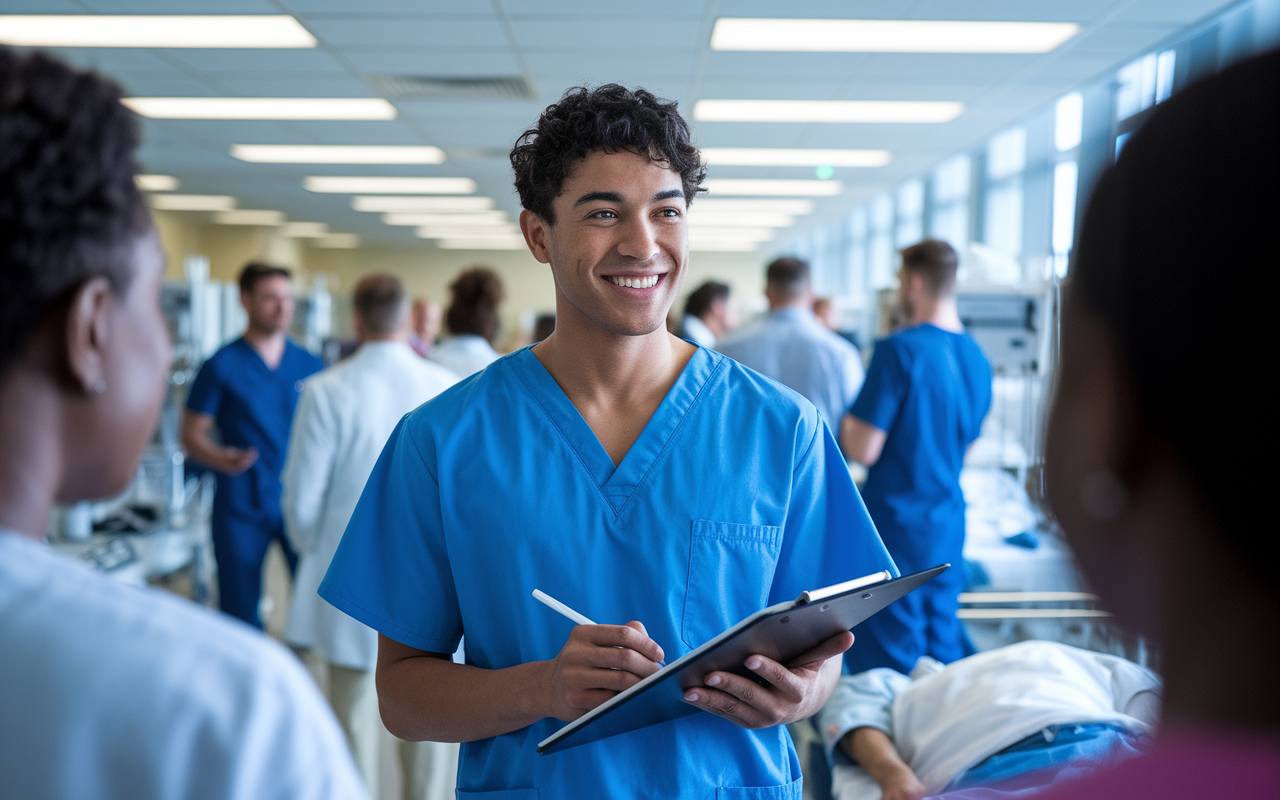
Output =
[
  {"x1": 520, "y1": 209, "x2": 552, "y2": 264},
  {"x1": 63, "y1": 277, "x2": 115, "y2": 396}
]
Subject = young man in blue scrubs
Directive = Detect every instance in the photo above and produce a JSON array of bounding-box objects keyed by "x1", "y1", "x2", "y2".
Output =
[
  {"x1": 182, "y1": 264, "x2": 323, "y2": 628},
  {"x1": 839, "y1": 240, "x2": 992, "y2": 675},
  {"x1": 321, "y1": 85, "x2": 896, "y2": 798}
]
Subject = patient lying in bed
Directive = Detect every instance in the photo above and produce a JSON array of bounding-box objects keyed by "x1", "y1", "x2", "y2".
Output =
[{"x1": 815, "y1": 640, "x2": 1161, "y2": 800}]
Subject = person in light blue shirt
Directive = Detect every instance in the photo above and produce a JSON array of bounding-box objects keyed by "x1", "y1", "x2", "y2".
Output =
[
  {"x1": 182, "y1": 263, "x2": 324, "y2": 628},
  {"x1": 321, "y1": 84, "x2": 896, "y2": 799},
  {"x1": 840, "y1": 240, "x2": 992, "y2": 676},
  {"x1": 718, "y1": 258, "x2": 864, "y2": 432}
]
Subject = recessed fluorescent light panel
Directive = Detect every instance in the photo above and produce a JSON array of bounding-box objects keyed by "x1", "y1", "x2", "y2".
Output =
[
  {"x1": 694, "y1": 100, "x2": 963, "y2": 123},
  {"x1": 232, "y1": 145, "x2": 444, "y2": 164},
  {"x1": 382, "y1": 212, "x2": 509, "y2": 227},
  {"x1": 692, "y1": 198, "x2": 815, "y2": 214},
  {"x1": 415, "y1": 227, "x2": 520, "y2": 239},
  {"x1": 435, "y1": 238, "x2": 527, "y2": 250},
  {"x1": 215, "y1": 210, "x2": 285, "y2": 226},
  {"x1": 0, "y1": 15, "x2": 316, "y2": 48},
  {"x1": 703, "y1": 179, "x2": 844, "y2": 197},
  {"x1": 305, "y1": 177, "x2": 475, "y2": 194},
  {"x1": 148, "y1": 194, "x2": 236, "y2": 211},
  {"x1": 701, "y1": 148, "x2": 891, "y2": 167},
  {"x1": 710, "y1": 18, "x2": 1079, "y2": 53},
  {"x1": 123, "y1": 98, "x2": 396, "y2": 120},
  {"x1": 352, "y1": 196, "x2": 495, "y2": 213},
  {"x1": 135, "y1": 174, "x2": 179, "y2": 191},
  {"x1": 689, "y1": 241, "x2": 760, "y2": 252},
  {"x1": 313, "y1": 233, "x2": 361, "y2": 249},
  {"x1": 688, "y1": 211, "x2": 796, "y2": 228},
  {"x1": 282, "y1": 222, "x2": 329, "y2": 238}
]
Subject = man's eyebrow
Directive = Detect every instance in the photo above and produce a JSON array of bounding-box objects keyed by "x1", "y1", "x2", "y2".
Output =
[
  {"x1": 653, "y1": 189, "x2": 685, "y2": 202},
  {"x1": 574, "y1": 191, "x2": 623, "y2": 206}
]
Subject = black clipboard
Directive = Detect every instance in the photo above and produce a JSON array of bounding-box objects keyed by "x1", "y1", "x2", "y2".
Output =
[{"x1": 537, "y1": 564, "x2": 948, "y2": 754}]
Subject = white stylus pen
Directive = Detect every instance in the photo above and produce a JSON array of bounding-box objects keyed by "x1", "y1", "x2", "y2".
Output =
[
  {"x1": 532, "y1": 589, "x2": 666, "y2": 666},
  {"x1": 532, "y1": 589, "x2": 596, "y2": 626}
]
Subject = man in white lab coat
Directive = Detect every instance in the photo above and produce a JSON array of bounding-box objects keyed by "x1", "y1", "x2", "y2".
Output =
[{"x1": 283, "y1": 274, "x2": 459, "y2": 800}]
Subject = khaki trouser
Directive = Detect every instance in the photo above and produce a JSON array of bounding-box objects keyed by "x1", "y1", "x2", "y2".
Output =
[{"x1": 329, "y1": 663, "x2": 460, "y2": 800}]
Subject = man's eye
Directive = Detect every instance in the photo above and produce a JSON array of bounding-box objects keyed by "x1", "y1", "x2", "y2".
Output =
[
  {"x1": 658, "y1": 208, "x2": 681, "y2": 218},
  {"x1": 591, "y1": 209, "x2": 617, "y2": 219}
]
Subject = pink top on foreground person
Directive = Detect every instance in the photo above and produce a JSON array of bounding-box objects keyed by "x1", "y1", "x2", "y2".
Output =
[
  {"x1": 1032, "y1": 49, "x2": 1280, "y2": 798},
  {"x1": 0, "y1": 47, "x2": 365, "y2": 799}
]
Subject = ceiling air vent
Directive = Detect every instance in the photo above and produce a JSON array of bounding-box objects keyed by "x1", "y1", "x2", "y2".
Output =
[{"x1": 368, "y1": 75, "x2": 533, "y2": 100}]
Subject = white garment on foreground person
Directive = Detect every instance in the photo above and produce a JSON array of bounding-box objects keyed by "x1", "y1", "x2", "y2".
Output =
[
  {"x1": 282, "y1": 339, "x2": 459, "y2": 799},
  {"x1": 0, "y1": 530, "x2": 365, "y2": 800},
  {"x1": 816, "y1": 640, "x2": 1160, "y2": 799}
]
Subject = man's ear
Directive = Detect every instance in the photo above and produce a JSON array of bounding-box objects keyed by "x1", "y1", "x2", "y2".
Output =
[
  {"x1": 64, "y1": 277, "x2": 115, "y2": 396},
  {"x1": 520, "y1": 209, "x2": 552, "y2": 264}
]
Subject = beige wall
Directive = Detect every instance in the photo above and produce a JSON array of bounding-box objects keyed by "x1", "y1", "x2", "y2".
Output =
[{"x1": 152, "y1": 209, "x2": 778, "y2": 350}]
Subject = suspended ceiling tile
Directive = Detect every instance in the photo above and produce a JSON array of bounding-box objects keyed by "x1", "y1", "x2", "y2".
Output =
[
  {"x1": 854, "y1": 53, "x2": 1037, "y2": 79},
  {"x1": 81, "y1": 0, "x2": 278, "y2": 11},
  {"x1": 503, "y1": 0, "x2": 702, "y2": 17},
  {"x1": 511, "y1": 19, "x2": 703, "y2": 50},
  {"x1": 303, "y1": 16, "x2": 508, "y2": 48},
  {"x1": 167, "y1": 48, "x2": 350, "y2": 74},
  {"x1": 339, "y1": 47, "x2": 521, "y2": 76},
  {"x1": 214, "y1": 76, "x2": 374, "y2": 97},
  {"x1": 906, "y1": 0, "x2": 1116, "y2": 23},
  {"x1": 716, "y1": 0, "x2": 916, "y2": 18},
  {"x1": 282, "y1": 0, "x2": 474, "y2": 12},
  {"x1": 1111, "y1": 0, "x2": 1241, "y2": 24},
  {"x1": 116, "y1": 76, "x2": 222, "y2": 95},
  {"x1": 40, "y1": 47, "x2": 181, "y2": 74},
  {"x1": 1065, "y1": 23, "x2": 1183, "y2": 55},
  {"x1": 254, "y1": 120, "x2": 427, "y2": 144},
  {"x1": 700, "y1": 52, "x2": 870, "y2": 79},
  {"x1": 1, "y1": 1, "x2": 85, "y2": 11}
]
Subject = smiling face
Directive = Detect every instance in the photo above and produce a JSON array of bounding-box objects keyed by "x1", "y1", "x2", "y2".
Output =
[{"x1": 521, "y1": 149, "x2": 688, "y2": 339}]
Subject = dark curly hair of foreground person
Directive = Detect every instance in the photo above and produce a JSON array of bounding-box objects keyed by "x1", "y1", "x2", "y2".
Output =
[
  {"x1": 0, "y1": 47, "x2": 149, "y2": 376},
  {"x1": 510, "y1": 84, "x2": 707, "y2": 224}
]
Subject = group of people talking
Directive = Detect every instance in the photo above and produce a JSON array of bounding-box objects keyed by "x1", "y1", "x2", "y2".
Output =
[{"x1": 0, "y1": 42, "x2": 1276, "y2": 800}]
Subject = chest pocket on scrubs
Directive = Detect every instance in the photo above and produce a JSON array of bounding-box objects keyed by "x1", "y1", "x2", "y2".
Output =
[{"x1": 682, "y1": 520, "x2": 783, "y2": 649}]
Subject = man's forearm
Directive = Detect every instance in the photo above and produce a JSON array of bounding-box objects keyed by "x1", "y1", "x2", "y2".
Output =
[{"x1": 377, "y1": 651, "x2": 554, "y2": 743}]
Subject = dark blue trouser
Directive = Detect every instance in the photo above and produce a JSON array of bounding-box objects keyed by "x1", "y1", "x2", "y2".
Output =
[
  {"x1": 211, "y1": 511, "x2": 297, "y2": 629},
  {"x1": 844, "y1": 562, "x2": 974, "y2": 674}
]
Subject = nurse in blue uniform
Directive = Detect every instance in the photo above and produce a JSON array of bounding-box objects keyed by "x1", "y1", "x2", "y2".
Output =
[
  {"x1": 182, "y1": 263, "x2": 323, "y2": 628},
  {"x1": 321, "y1": 85, "x2": 896, "y2": 799},
  {"x1": 840, "y1": 239, "x2": 992, "y2": 675}
]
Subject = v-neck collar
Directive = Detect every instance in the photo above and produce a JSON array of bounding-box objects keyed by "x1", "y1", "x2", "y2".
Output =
[{"x1": 508, "y1": 345, "x2": 720, "y2": 515}]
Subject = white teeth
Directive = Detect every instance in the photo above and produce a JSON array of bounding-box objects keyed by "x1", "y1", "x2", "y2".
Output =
[{"x1": 607, "y1": 275, "x2": 659, "y2": 289}]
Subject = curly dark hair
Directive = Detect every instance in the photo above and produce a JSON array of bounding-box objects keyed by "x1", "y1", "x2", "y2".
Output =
[
  {"x1": 0, "y1": 47, "x2": 148, "y2": 376},
  {"x1": 445, "y1": 266, "x2": 504, "y2": 343},
  {"x1": 510, "y1": 84, "x2": 706, "y2": 224}
]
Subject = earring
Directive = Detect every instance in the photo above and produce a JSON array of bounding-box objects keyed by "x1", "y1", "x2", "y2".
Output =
[
  {"x1": 1080, "y1": 471, "x2": 1128, "y2": 521},
  {"x1": 92, "y1": 378, "x2": 107, "y2": 395}
]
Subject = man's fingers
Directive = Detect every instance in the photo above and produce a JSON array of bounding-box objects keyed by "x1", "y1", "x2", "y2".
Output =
[
  {"x1": 784, "y1": 630, "x2": 854, "y2": 671},
  {"x1": 578, "y1": 623, "x2": 664, "y2": 664}
]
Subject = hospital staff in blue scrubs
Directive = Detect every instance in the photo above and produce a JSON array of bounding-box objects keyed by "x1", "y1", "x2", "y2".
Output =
[
  {"x1": 182, "y1": 263, "x2": 323, "y2": 628},
  {"x1": 840, "y1": 239, "x2": 992, "y2": 676},
  {"x1": 321, "y1": 86, "x2": 896, "y2": 799}
]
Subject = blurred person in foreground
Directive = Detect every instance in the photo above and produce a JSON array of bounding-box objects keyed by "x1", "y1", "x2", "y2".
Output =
[
  {"x1": 0, "y1": 47, "x2": 364, "y2": 799},
  {"x1": 428, "y1": 267, "x2": 505, "y2": 377},
  {"x1": 283, "y1": 274, "x2": 459, "y2": 800},
  {"x1": 181, "y1": 261, "x2": 324, "y2": 628},
  {"x1": 1031, "y1": 49, "x2": 1279, "y2": 799},
  {"x1": 408, "y1": 295, "x2": 443, "y2": 358},
  {"x1": 839, "y1": 240, "x2": 991, "y2": 677},
  {"x1": 676, "y1": 279, "x2": 734, "y2": 348},
  {"x1": 718, "y1": 258, "x2": 864, "y2": 431}
]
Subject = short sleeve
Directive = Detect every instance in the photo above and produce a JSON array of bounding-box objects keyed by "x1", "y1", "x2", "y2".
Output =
[
  {"x1": 185, "y1": 357, "x2": 222, "y2": 416},
  {"x1": 319, "y1": 415, "x2": 462, "y2": 654},
  {"x1": 849, "y1": 339, "x2": 909, "y2": 432},
  {"x1": 768, "y1": 419, "x2": 898, "y2": 608}
]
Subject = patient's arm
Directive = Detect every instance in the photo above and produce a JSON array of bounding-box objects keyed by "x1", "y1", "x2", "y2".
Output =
[{"x1": 842, "y1": 727, "x2": 928, "y2": 800}]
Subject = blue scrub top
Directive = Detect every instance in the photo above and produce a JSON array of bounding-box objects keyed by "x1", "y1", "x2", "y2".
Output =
[
  {"x1": 849, "y1": 324, "x2": 992, "y2": 570},
  {"x1": 321, "y1": 346, "x2": 896, "y2": 799},
  {"x1": 186, "y1": 338, "x2": 323, "y2": 520}
]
